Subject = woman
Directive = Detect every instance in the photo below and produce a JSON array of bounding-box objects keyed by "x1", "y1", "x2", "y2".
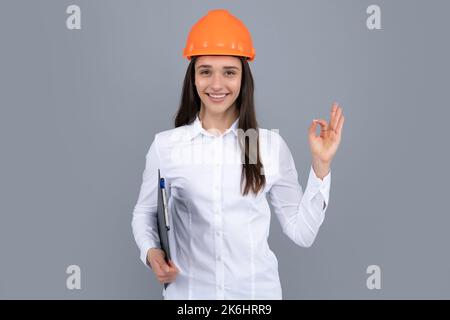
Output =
[{"x1": 132, "y1": 9, "x2": 345, "y2": 300}]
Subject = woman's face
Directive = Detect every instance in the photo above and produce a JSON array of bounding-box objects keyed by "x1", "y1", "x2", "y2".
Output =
[{"x1": 194, "y1": 55, "x2": 242, "y2": 116}]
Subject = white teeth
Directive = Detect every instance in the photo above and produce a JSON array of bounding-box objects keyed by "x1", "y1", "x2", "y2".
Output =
[{"x1": 209, "y1": 94, "x2": 227, "y2": 98}]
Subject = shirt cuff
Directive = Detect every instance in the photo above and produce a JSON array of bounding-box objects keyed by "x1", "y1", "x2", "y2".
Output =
[{"x1": 305, "y1": 165, "x2": 331, "y2": 209}]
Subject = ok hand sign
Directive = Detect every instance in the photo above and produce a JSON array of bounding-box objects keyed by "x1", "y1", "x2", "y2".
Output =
[{"x1": 308, "y1": 102, "x2": 345, "y2": 165}]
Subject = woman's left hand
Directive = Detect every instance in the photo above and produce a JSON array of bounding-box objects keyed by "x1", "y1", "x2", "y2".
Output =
[{"x1": 308, "y1": 102, "x2": 345, "y2": 165}]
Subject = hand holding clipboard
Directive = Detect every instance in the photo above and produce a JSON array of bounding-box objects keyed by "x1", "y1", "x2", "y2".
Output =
[
  {"x1": 156, "y1": 169, "x2": 175, "y2": 289},
  {"x1": 145, "y1": 169, "x2": 178, "y2": 290}
]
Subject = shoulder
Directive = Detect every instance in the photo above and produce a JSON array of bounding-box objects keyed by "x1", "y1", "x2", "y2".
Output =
[
  {"x1": 149, "y1": 124, "x2": 194, "y2": 161},
  {"x1": 258, "y1": 127, "x2": 288, "y2": 150},
  {"x1": 154, "y1": 125, "x2": 191, "y2": 144},
  {"x1": 258, "y1": 127, "x2": 280, "y2": 139},
  {"x1": 154, "y1": 124, "x2": 192, "y2": 146},
  {"x1": 257, "y1": 127, "x2": 292, "y2": 175}
]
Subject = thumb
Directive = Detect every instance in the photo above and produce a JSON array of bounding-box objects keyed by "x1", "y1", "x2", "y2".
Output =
[
  {"x1": 168, "y1": 259, "x2": 179, "y2": 271},
  {"x1": 309, "y1": 119, "x2": 319, "y2": 138},
  {"x1": 161, "y1": 260, "x2": 170, "y2": 273}
]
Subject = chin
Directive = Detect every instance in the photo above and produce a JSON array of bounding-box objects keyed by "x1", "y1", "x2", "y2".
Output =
[{"x1": 205, "y1": 105, "x2": 233, "y2": 114}]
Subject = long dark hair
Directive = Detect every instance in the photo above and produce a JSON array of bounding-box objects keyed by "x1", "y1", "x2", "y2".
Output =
[{"x1": 174, "y1": 56, "x2": 266, "y2": 196}]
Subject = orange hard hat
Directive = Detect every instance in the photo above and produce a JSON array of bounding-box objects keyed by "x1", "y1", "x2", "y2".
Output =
[{"x1": 183, "y1": 9, "x2": 255, "y2": 61}]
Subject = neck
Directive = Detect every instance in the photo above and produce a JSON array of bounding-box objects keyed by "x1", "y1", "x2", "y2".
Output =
[{"x1": 198, "y1": 105, "x2": 239, "y2": 134}]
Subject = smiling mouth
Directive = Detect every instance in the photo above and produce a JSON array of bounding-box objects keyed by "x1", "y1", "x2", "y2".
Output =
[
  {"x1": 206, "y1": 93, "x2": 230, "y2": 102},
  {"x1": 206, "y1": 93, "x2": 229, "y2": 98}
]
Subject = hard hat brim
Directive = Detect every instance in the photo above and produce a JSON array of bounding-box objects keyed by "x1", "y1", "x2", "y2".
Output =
[{"x1": 183, "y1": 49, "x2": 255, "y2": 62}]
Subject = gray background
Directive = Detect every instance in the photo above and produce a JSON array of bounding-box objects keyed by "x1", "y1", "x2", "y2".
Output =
[{"x1": 1, "y1": 0, "x2": 449, "y2": 299}]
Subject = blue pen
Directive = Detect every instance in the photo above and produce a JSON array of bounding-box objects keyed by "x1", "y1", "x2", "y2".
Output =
[{"x1": 160, "y1": 177, "x2": 170, "y2": 231}]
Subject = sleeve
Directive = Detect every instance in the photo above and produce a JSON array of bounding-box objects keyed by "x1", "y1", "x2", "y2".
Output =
[
  {"x1": 131, "y1": 135, "x2": 162, "y2": 269},
  {"x1": 267, "y1": 133, "x2": 331, "y2": 248}
]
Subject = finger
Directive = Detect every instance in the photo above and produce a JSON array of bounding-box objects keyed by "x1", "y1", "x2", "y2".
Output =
[
  {"x1": 156, "y1": 269, "x2": 170, "y2": 279},
  {"x1": 160, "y1": 261, "x2": 170, "y2": 273},
  {"x1": 314, "y1": 119, "x2": 328, "y2": 128},
  {"x1": 309, "y1": 120, "x2": 323, "y2": 138},
  {"x1": 330, "y1": 105, "x2": 342, "y2": 132},
  {"x1": 329, "y1": 103, "x2": 338, "y2": 130},
  {"x1": 154, "y1": 257, "x2": 170, "y2": 274},
  {"x1": 168, "y1": 260, "x2": 180, "y2": 273},
  {"x1": 329, "y1": 102, "x2": 337, "y2": 127},
  {"x1": 154, "y1": 256, "x2": 170, "y2": 272},
  {"x1": 166, "y1": 273, "x2": 177, "y2": 281},
  {"x1": 308, "y1": 120, "x2": 318, "y2": 138},
  {"x1": 314, "y1": 119, "x2": 328, "y2": 135},
  {"x1": 159, "y1": 274, "x2": 172, "y2": 281},
  {"x1": 331, "y1": 102, "x2": 338, "y2": 119},
  {"x1": 336, "y1": 114, "x2": 345, "y2": 136},
  {"x1": 153, "y1": 260, "x2": 170, "y2": 277},
  {"x1": 166, "y1": 268, "x2": 179, "y2": 276},
  {"x1": 159, "y1": 278, "x2": 171, "y2": 284},
  {"x1": 310, "y1": 119, "x2": 326, "y2": 138},
  {"x1": 152, "y1": 261, "x2": 166, "y2": 277},
  {"x1": 164, "y1": 272, "x2": 177, "y2": 280},
  {"x1": 159, "y1": 274, "x2": 176, "y2": 283}
]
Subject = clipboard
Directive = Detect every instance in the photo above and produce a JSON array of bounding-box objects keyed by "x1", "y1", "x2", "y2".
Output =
[{"x1": 157, "y1": 169, "x2": 172, "y2": 289}]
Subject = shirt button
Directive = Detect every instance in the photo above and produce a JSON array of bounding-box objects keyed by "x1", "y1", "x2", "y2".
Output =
[
  {"x1": 216, "y1": 231, "x2": 221, "y2": 236},
  {"x1": 216, "y1": 255, "x2": 221, "y2": 261}
]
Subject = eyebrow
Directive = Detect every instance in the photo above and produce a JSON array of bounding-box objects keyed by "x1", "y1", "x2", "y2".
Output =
[{"x1": 197, "y1": 65, "x2": 240, "y2": 70}]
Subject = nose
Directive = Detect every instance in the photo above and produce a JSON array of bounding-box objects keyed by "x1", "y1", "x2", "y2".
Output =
[{"x1": 210, "y1": 73, "x2": 224, "y2": 91}]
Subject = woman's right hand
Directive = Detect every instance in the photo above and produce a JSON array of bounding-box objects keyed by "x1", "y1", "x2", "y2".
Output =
[{"x1": 147, "y1": 248, "x2": 179, "y2": 284}]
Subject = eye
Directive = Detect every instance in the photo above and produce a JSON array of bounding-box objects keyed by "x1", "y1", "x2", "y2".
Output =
[
  {"x1": 199, "y1": 70, "x2": 210, "y2": 75},
  {"x1": 225, "y1": 71, "x2": 236, "y2": 76}
]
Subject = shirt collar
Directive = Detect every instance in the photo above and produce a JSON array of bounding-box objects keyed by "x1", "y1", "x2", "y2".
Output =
[{"x1": 190, "y1": 114, "x2": 239, "y2": 140}]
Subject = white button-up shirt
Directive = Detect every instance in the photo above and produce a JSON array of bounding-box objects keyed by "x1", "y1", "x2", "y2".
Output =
[{"x1": 131, "y1": 114, "x2": 331, "y2": 300}]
